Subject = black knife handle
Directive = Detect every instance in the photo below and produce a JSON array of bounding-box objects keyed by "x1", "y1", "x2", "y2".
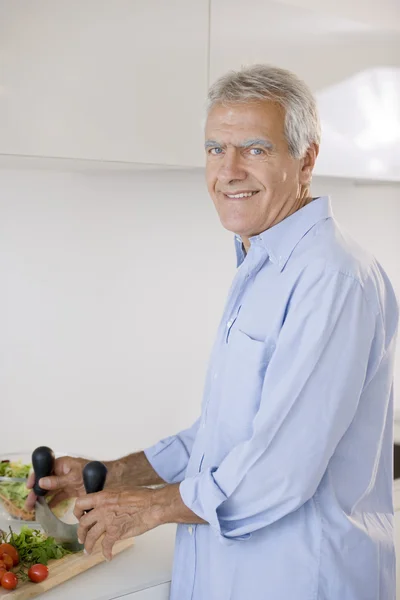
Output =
[
  {"x1": 32, "y1": 446, "x2": 55, "y2": 496},
  {"x1": 82, "y1": 461, "x2": 107, "y2": 495}
]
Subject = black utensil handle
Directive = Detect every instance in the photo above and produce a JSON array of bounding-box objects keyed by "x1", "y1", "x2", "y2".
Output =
[
  {"x1": 82, "y1": 461, "x2": 107, "y2": 513},
  {"x1": 82, "y1": 461, "x2": 107, "y2": 495},
  {"x1": 32, "y1": 446, "x2": 55, "y2": 496}
]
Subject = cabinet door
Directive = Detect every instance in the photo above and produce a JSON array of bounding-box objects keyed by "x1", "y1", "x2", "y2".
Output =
[
  {"x1": 264, "y1": 0, "x2": 400, "y2": 28},
  {"x1": 117, "y1": 582, "x2": 171, "y2": 600},
  {"x1": 209, "y1": 0, "x2": 400, "y2": 181},
  {"x1": 210, "y1": 0, "x2": 398, "y2": 96},
  {"x1": 0, "y1": 0, "x2": 208, "y2": 167}
]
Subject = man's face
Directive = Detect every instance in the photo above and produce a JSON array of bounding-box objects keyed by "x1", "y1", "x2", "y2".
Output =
[{"x1": 205, "y1": 101, "x2": 317, "y2": 240}]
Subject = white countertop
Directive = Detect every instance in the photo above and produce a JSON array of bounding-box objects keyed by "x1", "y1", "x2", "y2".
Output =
[
  {"x1": 0, "y1": 523, "x2": 175, "y2": 600},
  {"x1": 38, "y1": 524, "x2": 175, "y2": 600}
]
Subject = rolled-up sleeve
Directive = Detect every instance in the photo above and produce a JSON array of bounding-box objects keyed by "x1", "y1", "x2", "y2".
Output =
[
  {"x1": 144, "y1": 418, "x2": 200, "y2": 484},
  {"x1": 180, "y1": 269, "x2": 379, "y2": 541}
]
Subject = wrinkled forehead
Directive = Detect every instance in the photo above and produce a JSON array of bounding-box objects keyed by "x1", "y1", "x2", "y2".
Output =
[{"x1": 205, "y1": 100, "x2": 286, "y2": 145}]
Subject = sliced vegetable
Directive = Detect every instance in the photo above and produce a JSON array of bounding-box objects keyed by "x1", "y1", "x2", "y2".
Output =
[
  {"x1": 0, "y1": 461, "x2": 30, "y2": 479},
  {"x1": 1, "y1": 554, "x2": 13, "y2": 570},
  {"x1": 28, "y1": 563, "x2": 49, "y2": 583},
  {"x1": 0, "y1": 481, "x2": 30, "y2": 511},
  {"x1": 1, "y1": 571, "x2": 17, "y2": 590},
  {"x1": 0, "y1": 543, "x2": 19, "y2": 566},
  {"x1": 0, "y1": 461, "x2": 32, "y2": 521}
]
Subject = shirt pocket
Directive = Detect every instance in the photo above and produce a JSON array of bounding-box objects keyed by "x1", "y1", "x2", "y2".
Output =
[{"x1": 217, "y1": 326, "x2": 272, "y2": 447}]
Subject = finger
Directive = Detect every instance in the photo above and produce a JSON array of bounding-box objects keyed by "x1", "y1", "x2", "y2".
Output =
[
  {"x1": 84, "y1": 523, "x2": 106, "y2": 555},
  {"x1": 74, "y1": 493, "x2": 101, "y2": 519},
  {"x1": 39, "y1": 473, "x2": 73, "y2": 491},
  {"x1": 24, "y1": 490, "x2": 37, "y2": 511},
  {"x1": 48, "y1": 490, "x2": 72, "y2": 509},
  {"x1": 26, "y1": 471, "x2": 35, "y2": 490},
  {"x1": 77, "y1": 510, "x2": 98, "y2": 545},
  {"x1": 102, "y1": 534, "x2": 117, "y2": 562}
]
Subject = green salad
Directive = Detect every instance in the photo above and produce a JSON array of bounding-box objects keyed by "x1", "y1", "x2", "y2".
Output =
[{"x1": 0, "y1": 461, "x2": 31, "y2": 512}]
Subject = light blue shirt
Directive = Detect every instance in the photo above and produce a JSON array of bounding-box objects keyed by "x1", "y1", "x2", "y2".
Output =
[{"x1": 145, "y1": 197, "x2": 398, "y2": 600}]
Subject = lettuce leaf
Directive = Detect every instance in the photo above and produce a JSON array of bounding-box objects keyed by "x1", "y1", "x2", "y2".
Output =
[
  {"x1": 0, "y1": 482, "x2": 29, "y2": 509},
  {"x1": 0, "y1": 461, "x2": 31, "y2": 478}
]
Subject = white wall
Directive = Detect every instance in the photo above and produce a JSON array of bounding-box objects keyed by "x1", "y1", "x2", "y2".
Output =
[{"x1": 0, "y1": 168, "x2": 399, "y2": 460}]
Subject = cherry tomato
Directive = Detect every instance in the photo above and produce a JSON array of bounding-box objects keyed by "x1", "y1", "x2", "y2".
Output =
[
  {"x1": 0, "y1": 543, "x2": 19, "y2": 566},
  {"x1": 1, "y1": 554, "x2": 13, "y2": 571},
  {"x1": 1, "y1": 571, "x2": 17, "y2": 590},
  {"x1": 0, "y1": 561, "x2": 6, "y2": 571},
  {"x1": 28, "y1": 564, "x2": 49, "y2": 583},
  {"x1": 0, "y1": 568, "x2": 6, "y2": 581}
]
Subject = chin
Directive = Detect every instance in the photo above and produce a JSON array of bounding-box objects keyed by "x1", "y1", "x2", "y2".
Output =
[{"x1": 218, "y1": 214, "x2": 252, "y2": 237}]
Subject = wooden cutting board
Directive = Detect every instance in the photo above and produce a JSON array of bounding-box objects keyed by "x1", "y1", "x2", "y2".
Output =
[{"x1": 0, "y1": 538, "x2": 134, "y2": 599}]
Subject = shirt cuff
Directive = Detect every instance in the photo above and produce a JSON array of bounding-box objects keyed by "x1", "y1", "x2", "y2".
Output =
[
  {"x1": 144, "y1": 436, "x2": 190, "y2": 484},
  {"x1": 180, "y1": 469, "x2": 251, "y2": 544}
]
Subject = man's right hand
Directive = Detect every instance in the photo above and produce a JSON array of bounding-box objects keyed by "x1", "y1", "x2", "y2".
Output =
[{"x1": 25, "y1": 456, "x2": 89, "y2": 511}]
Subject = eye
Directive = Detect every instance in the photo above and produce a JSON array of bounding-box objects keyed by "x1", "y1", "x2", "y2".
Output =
[
  {"x1": 249, "y1": 147, "x2": 264, "y2": 156},
  {"x1": 208, "y1": 147, "x2": 224, "y2": 155}
]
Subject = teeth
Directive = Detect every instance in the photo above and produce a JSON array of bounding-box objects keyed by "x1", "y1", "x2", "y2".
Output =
[{"x1": 226, "y1": 191, "x2": 257, "y2": 199}]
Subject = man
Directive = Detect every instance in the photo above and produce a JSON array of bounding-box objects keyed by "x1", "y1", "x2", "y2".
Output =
[{"x1": 26, "y1": 65, "x2": 398, "y2": 599}]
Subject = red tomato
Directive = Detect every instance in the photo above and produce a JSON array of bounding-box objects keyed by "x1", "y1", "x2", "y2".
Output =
[
  {"x1": 28, "y1": 564, "x2": 49, "y2": 583},
  {"x1": 0, "y1": 568, "x2": 6, "y2": 581},
  {"x1": 1, "y1": 554, "x2": 13, "y2": 571},
  {"x1": 1, "y1": 571, "x2": 17, "y2": 590},
  {"x1": 0, "y1": 543, "x2": 19, "y2": 566},
  {"x1": 0, "y1": 561, "x2": 6, "y2": 571}
]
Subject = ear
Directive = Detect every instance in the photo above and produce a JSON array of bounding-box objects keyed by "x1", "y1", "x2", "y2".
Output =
[{"x1": 299, "y1": 143, "x2": 319, "y2": 185}]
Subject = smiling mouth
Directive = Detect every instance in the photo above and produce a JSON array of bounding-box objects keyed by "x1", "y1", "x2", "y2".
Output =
[{"x1": 222, "y1": 191, "x2": 259, "y2": 199}]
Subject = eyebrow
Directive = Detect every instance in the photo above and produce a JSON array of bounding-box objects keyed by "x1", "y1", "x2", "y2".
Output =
[
  {"x1": 240, "y1": 138, "x2": 273, "y2": 150},
  {"x1": 204, "y1": 138, "x2": 274, "y2": 150}
]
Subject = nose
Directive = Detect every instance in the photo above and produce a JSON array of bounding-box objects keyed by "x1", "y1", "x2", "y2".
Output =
[{"x1": 217, "y1": 148, "x2": 247, "y2": 185}]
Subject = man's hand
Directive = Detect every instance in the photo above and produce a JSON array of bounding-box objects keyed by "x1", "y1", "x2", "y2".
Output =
[
  {"x1": 25, "y1": 456, "x2": 88, "y2": 511},
  {"x1": 25, "y1": 451, "x2": 165, "y2": 513},
  {"x1": 74, "y1": 487, "x2": 157, "y2": 560},
  {"x1": 74, "y1": 483, "x2": 206, "y2": 560}
]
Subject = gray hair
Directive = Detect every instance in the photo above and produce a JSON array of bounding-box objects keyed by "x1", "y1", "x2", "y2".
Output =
[{"x1": 207, "y1": 64, "x2": 321, "y2": 159}]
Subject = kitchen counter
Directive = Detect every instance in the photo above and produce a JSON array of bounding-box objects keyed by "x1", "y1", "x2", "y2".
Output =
[
  {"x1": 0, "y1": 508, "x2": 175, "y2": 599},
  {"x1": 35, "y1": 524, "x2": 176, "y2": 600}
]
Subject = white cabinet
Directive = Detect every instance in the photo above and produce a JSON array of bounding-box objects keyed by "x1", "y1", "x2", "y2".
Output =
[
  {"x1": 210, "y1": 0, "x2": 399, "y2": 98},
  {"x1": 209, "y1": 0, "x2": 400, "y2": 181},
  {"x1": 270, "y1": 0, "x2": 400, "y2": 29},
  {"x1": 0, "y1": 0, "x2": 208, "y2": 167}
]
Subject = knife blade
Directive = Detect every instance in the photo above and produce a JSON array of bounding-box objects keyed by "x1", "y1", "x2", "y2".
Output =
[{"x1": 32, "y1": 447, "x2": 107, "y2": 552}]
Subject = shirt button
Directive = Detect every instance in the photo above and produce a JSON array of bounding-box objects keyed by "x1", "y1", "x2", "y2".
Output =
[
  {"x1": 188, "y1": 526, "x2": 193, "y2": 535},
  {"x1": 226, "y1": 320, "x2": 233, "y2": 328}
]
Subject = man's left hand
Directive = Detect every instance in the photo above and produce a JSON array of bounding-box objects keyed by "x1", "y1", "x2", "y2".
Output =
[
  {"x1": 74, "y1": 486, "x2": 161, "y2": 560},
  {"x1": 74, "y1": 483, "x2": 205, "y2": 560}
]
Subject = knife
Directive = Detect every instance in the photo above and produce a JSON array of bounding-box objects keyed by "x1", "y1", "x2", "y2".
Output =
[{"x1": 32, "y1": 446, "x2": 108, "y2": 552}]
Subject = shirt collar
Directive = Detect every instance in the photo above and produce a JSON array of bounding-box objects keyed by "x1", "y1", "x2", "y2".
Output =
[
  {"x1": 234, "y1": 196, "x2": 333, "y2": 271},
  {"x1": 234, "y1": 235, "x2": 247, "y2": 267}
]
